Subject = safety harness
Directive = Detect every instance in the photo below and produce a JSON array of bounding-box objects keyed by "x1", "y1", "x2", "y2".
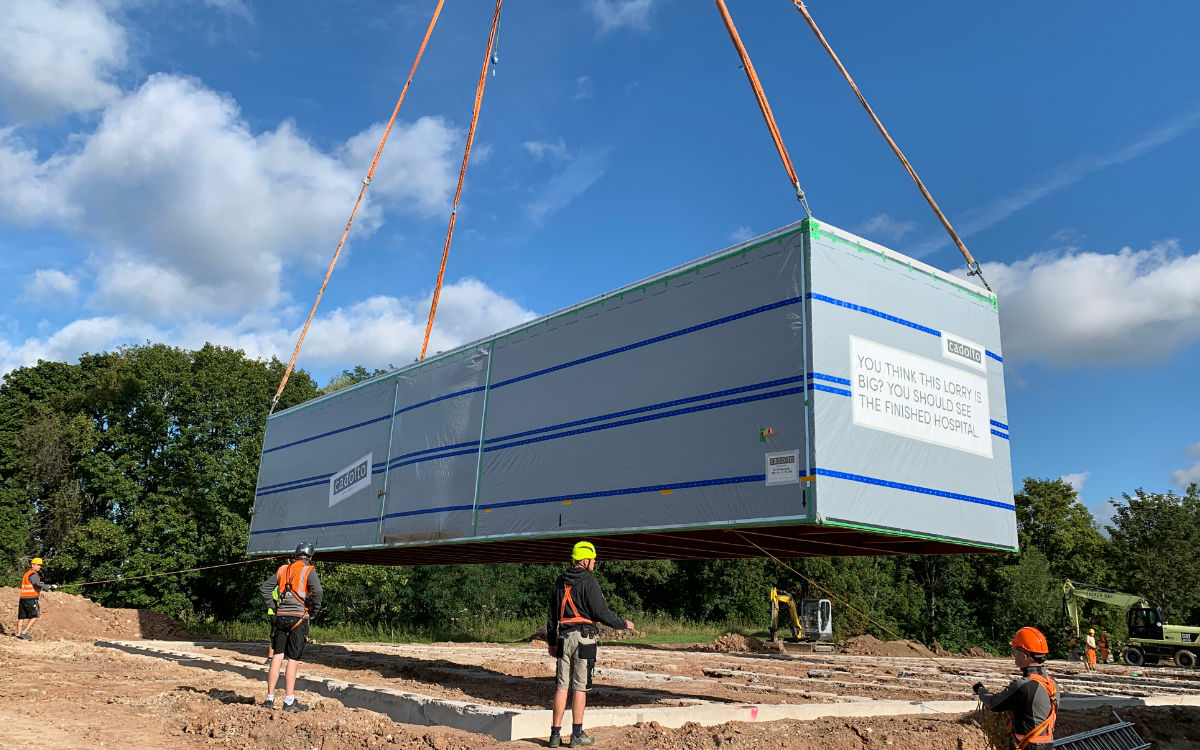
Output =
[
  {"x1": 1013, "y1": 671, "x2": 1057, "y2": 748},
  {"x1": 558, "y1": 584, "x2": 596, "y2": 628},
  {"x1": 275, "y1": 560, "x2": 314, "y2": 632}
]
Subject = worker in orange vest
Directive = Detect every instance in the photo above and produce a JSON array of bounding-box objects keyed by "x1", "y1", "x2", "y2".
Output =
[
  {"x1": 258, "y1": 543, "x2": 322, "y2": 711},
  {"x1": 17, "y1": 557, "x2": 57, "y2": 640},
  {"x1": 1084, "y1": 628, "x2": 1097, "y2": 671},
  {"x1": 545, "y1": 541, "x2": 634, "y2": 748},
  {"x1": 974, "y1": 627, "x2": 1058, "y2": 748}
]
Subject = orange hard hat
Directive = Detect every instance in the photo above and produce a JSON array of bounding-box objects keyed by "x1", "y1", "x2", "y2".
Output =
[{"x1": 1011, "y1": 626, "x2": 1049, "y2": 655}]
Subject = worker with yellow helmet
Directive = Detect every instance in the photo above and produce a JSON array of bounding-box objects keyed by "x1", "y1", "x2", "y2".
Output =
[
  {"x1": 545, "y1": 541, "x2": 634, "y2": 747},
  {"x1": 974, "y1": 627, "x2": 1058, "y2": 748},
  {"x1": 1084, "y1": 628, "x2": 1097, "y2": 671},
  {"x1": 17, "y1": 557, "x2": 57, "y2": 640}
]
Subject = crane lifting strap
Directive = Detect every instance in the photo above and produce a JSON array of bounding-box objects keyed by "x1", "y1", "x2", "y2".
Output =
[
  {"x1": 420, "y1": 0, "x2": 505, "y2": 361},
  {"x1": 714, "y1": 0, "x2": 811, "y2": 217},
  {"x1": 789, "y1": 0, "x2": 992, "y2": 291},
  {"x1": 270, "y1": 1, "x2": 448, "y2": 413}
]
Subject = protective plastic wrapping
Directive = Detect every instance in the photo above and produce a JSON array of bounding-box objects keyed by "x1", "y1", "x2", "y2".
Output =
[{"x1": 248, "y1": 219, "x2": 1015, "y2": 562}]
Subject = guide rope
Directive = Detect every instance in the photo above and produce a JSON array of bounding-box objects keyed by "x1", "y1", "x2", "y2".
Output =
[
  {"x1": 269, "y1": 0, "x2": 448, "y2": 414},
  {"x1": 789, "y1": 1, "x2": 992, "y2": 292},
  {"x1": 419, "y1": 0, "x2": 505, "y2": 361},
  {"x1": 733, "y1": 530, "x2": 958, "y2": 675},
  {"x1": 55, "y1": 558, "x2": 273, "y2": 589},
  {"x1": 715, "y1": 0, "x2": 812, "y2": 217}
]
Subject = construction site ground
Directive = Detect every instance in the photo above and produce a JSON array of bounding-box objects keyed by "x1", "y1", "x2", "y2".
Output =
[{"x1": 4, "y1": 589, "x2": 1200, "y2": 749}]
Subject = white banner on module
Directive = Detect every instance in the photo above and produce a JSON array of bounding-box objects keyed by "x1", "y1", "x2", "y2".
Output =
[{"x1": 850, "y1": 336, "x2": 992, "y2": 458}]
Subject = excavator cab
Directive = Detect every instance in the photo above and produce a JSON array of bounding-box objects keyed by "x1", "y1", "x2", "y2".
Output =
[
  {"x1": 769, "y1": 588, "x2": 832, "y2": 642},
  {"x1": 1128, "y1": 607, "x2": 1165, "y2": 641}
]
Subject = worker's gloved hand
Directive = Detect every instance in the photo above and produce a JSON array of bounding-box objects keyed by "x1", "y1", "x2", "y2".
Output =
[
  {"x1": 972, "y1": 681, "x2": 985, "y2": 695},
  {"x1": 48, "y1": 584, "x2": 58, "y2": 591}
]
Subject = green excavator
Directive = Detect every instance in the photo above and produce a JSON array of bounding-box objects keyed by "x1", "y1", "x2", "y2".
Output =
[{"x1": 1063, "y1": 579, "x2": 1200, "y2": 668}]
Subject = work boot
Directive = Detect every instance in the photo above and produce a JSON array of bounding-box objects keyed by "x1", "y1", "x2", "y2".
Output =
[
  {"x1": 18, "y1": 632, "x2": 32, "y2": 640},
  {"x1": 262, "y1": 696, "x2": 275, "y2": 709},
  {"x1": 282, "y1": 700, "x2": 308, "y2": 713},
  {"x1": 568, "y1": 733, "x2": 594, "y2": 747},
  {"x1": 548, "y1": 734, "x2": 562, "y2": 748}
]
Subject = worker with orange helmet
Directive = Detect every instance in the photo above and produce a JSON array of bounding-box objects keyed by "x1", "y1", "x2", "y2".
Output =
[
  {"x1": 974, "y1": 627, "x2": 1058, "y2": 748},
  {"x1": 17, "y1": 557, "x2": 57, "y2": 640},
  {"x1": 545, "y1": 541, "x2": 634, "y2": 748}
]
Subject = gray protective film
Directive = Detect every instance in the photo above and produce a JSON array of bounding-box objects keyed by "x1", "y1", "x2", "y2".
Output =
[
  {"x1": 250, "y1": 375, "x2": 397, "y2": 553},
  {"x1": 474, "y1": 232, "x2": 811, "y2": 540},
  {"x1": 804, "y1": 222, "x2": 1016, "y2": 549},
  {"x1": 381, "y1": 347, "x2": 490, "y2": 543}
]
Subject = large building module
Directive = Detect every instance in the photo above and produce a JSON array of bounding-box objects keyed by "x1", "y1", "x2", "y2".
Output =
[{"x1": 247, "y1": 218, "x2": 1015, "y2": 564}]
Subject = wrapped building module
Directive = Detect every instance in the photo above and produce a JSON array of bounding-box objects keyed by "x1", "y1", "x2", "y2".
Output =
[{"x1": 248, "y1": 218, "x2": 1015, "y2": 564}]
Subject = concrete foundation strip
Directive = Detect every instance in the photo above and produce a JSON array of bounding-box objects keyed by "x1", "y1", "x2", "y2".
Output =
[{"x1": 95, "y1": 640, "x2": 1200, "y2": 742}]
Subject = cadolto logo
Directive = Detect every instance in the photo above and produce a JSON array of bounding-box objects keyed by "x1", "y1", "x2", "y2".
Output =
[
  {"x1": 947, "y1": 339, "x2": 982, "y2": 364},
  {"x1": 769, "y1": 455, "x2": 796, "y2": 466},
  {"x1": 334, "y1": 460, "x2": 370, "y2": 493}
]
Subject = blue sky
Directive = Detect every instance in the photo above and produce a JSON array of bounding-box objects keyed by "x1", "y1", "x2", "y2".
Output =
[{"x1": 2, "y1": 0, "x2": 1198, "y2": 524}]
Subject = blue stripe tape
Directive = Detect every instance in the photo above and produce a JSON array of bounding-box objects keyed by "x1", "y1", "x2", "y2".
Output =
[
  {"x1": 395, "y1": 386, "x2": 487, "y2": 416},
  {"x1": 809, "y1": 292, "x2": 1003, "y2": 364},
  {"x1": 990, "y1": 419, "x2": 1008, "y2": 430},
  {"x1": 808, "y1": 372, "x2": 850, "y2": 385},
  {"x1": 810, "y1": 383, "x2": 851, "y2": 397},
  {"x1": 489, "y1": 296, "x2": 802, "y2": 390},
  {"x1": 991, "y1": 429, "x2": 1010, "y2": 441},
  {"x1": 815, "y1": 468, "x2": 1015, "y2": 510},
  {"x1": 479, "y1": 474, "x2": 766, "y2": 511},
  {"x1": 808, "y1": 293, "x2": 940, "y2": 337},
  {"x1": 482, "y1": 386, "x2": 804, "y2": 454},
  {"x1": 250, "y1": 515, "x2": 380, "y2": 536},
  {"x1": 383, "y1": 504, "x2": 474, "y2": 520},
  {"x1": 264, "y1": 413, "x2": 392, "y2": 455}
]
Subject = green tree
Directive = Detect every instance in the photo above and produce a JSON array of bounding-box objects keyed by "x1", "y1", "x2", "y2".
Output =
[
  {"x1": 1015, "y1": 477, "x2": 1110, "y2": 584},
  {"x1": 1107, "y1": 485, "x2": 1200, "y2": 623}
]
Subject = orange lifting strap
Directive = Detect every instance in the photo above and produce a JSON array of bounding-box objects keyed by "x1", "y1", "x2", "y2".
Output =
[
  {"x1": 714, "y1": 0, "x2": 811, "y2": 217},
  {"x1": 420, "y1": 0, "x2": 505, "y2": 361},
  {"x1": 270, "y1": 1, "x2": 448, "y2": 413}
]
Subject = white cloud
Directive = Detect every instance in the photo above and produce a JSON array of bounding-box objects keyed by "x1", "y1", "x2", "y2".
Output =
[
  {"x1": 1059, "y1": 471, "x2": 1090, "y2": 494},
  {"x1": 574, "y1": 76, "x2": 594, "y2": 101},
  {"x1": 974, "y1": 241, "x2": 1200, "y2": 366},
  {"x1": 1171, "y1": 442, "x2": 1200, "y2": 489},
  {"x1": 522, "y1": 139, "x2": 568, "y2": 162},
  {"x1": 912, "y1": 105, "x2": 1200, "y2": 255},
  {"x1": 0, "y1": 74, "x2": 461, "y2": 320},
  {"x1": 1, "y1": 278, "x2": 537, "y2": 377},
  {"x1": 856, "y1": 213, "x2": 916, "y2": 242},
  {"x1": 586, "y1": 0, "x2": 657, "y2": 33},
  {"x1": 728, "y1": 226, "x2": 753, "y2": 243},
  {"x1": 21, "y1": 269, "x2": 80, "y2": 306},
  {"x1": 525, "y1": 145, "x2": 609, "y2": 224},
  {"x1": 0, "y1": 0, "x2": 129, "y2": 123}
]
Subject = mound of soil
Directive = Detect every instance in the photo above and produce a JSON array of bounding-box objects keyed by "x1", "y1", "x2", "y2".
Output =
[
  {"x1": 964, "y1": 647, "x2": 996, "y2": 659},
  {"x1": 0, "y1": 587, "x2": 194, "y2": 641},
  {"x1": 696, "y1": 632, "x2": 777, "y2": 654},
  {"x1": 527, "y1": 623, "x2": 645, "y2": 644},
  {"x1": 841, "y1": 634, "x2": 936, "y2": 658}
]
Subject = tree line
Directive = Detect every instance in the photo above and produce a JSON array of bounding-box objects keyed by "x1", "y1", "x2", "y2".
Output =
[{"x1": 2, "y1": 343, "x2": 1198, "y2": 654}]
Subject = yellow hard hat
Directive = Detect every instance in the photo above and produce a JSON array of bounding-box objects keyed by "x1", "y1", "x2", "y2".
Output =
[
  {"x1": 31, "y1": 557, "x2": 43, "y2": 565},
  {"x1": 571, "y1": 541, "x2": 596, "y2": 561},
  {"x1": 1088, "y1": 628, "x2": 1095, "y2": 634}
]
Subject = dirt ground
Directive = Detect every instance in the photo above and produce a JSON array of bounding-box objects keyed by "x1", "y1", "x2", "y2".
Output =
[{"x1": 4, "y1": 591, "x2": 1200, "y2": 749}]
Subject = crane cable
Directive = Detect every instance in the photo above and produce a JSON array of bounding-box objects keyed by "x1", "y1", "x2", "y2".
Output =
[
  {"x1": 790, "y1": 0, "x2": 992, "y2": 292},
  {"x1": 53, "y1": 557, "x2": 275, "y2": 589},
  {"x1": 419, "y1": 0, "x2": 505, "y2": 361},
  {"x1": 715, "y1": 0, "x2": 811, "y2": 217},
  {"x1": 269, "y1": 0, "x2": 448, "y2": 414}
]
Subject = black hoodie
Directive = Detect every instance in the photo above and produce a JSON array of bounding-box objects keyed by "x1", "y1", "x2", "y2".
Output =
[{"x1": 546, "y1": 565, "x2": 626, "y2": 637}]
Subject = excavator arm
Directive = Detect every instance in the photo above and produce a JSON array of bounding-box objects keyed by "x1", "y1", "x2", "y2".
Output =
[{"x1": 1063, "y1": 580, "x2": 1150, "y2": 638}]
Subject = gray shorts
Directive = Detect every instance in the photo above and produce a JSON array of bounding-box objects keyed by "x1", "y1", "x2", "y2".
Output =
[{"x1": 555, "y1": 630, "x2": 597, "y2": 692}]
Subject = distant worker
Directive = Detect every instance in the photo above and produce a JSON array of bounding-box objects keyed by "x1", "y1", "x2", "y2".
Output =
[
  {"x1": 1098, "y1": 631, "x2": 1110, "y2": 664},
  {"x1": 17, "y1": 557, "x2": 57, "y2": 640},
  {"x1": 974, "y1": 626, "x2": 1057, "y2": 749},
  {"x1": 259, "y1": 543, "x2": 322, "y2": 711},
  {"x1": 546, "y1": 541, "x2": 634, "y2": 747},
  {"x1": 1084, "y1": 628, "x2": 1097, "y2": 671}
]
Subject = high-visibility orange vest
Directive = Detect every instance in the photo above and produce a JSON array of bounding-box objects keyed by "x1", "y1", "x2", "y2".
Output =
[
  {"x1": 20, "y1": 569, "x2": 39, "y2": 598},
  {"x1": 276, "y1": 561, "x2": 314, "y2": 610},
  {"x1": 558, "y1": 584, "x2": 595, "y2": 627},
  {"x1": 1013, "y1": 672, "x2": 1057, "y2": 748}
]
